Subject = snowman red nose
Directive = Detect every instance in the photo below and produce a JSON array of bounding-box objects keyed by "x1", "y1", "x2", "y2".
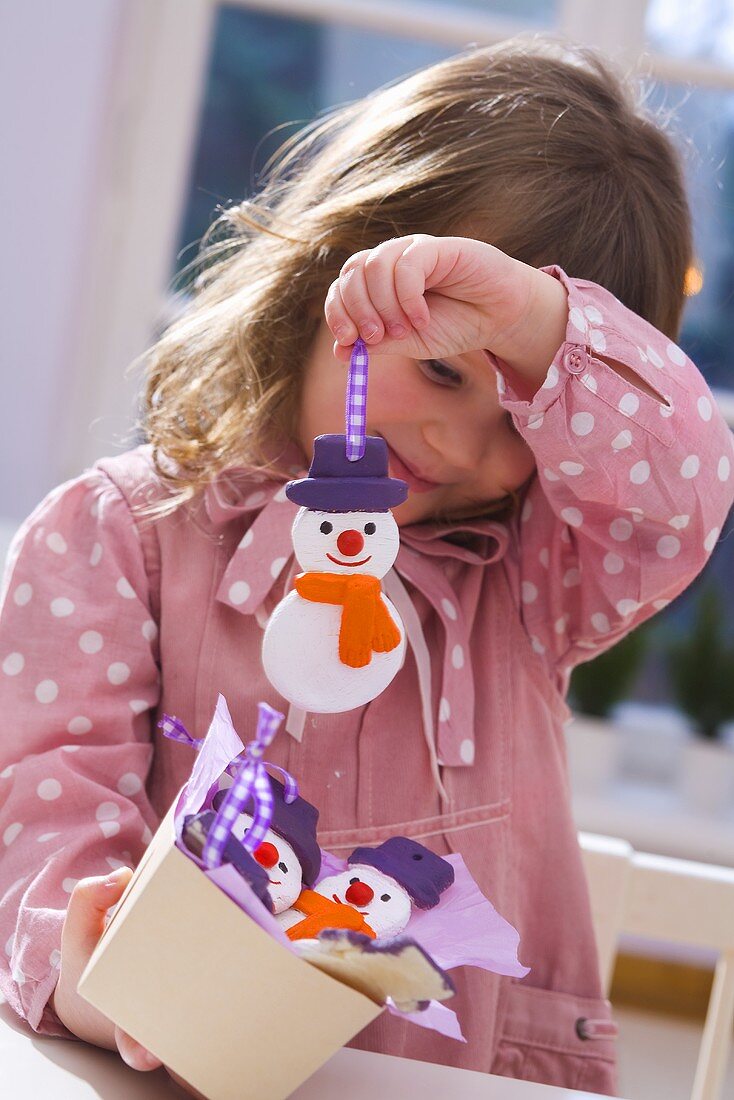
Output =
[
  {"x1": 337, "y1": 529, "x2": 365, "y2": 557},
  {"x1": 253, "y1": 841, "x2": 279, "y2": 869},
  {"x1": 345, "y1": 880, "x2": 374, "y2": 906}
]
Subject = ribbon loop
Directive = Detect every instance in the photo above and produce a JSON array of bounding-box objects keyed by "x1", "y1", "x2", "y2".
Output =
[{"x1": 346, "y1": 337, "x2": 369, "y2": 461}]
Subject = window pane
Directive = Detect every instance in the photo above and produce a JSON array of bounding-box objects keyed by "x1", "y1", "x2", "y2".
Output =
[{"x1": 646, "y1": 0, "x2": 734, "y2": 66}]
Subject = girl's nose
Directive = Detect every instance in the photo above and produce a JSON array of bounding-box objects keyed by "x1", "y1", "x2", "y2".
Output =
[
  {"x1": 253, "y1": 841, "x2": 279, "y2": 869},
  {"x1": 345, "y1": 880, "x2": 374, "y2": 906},
  {"x1": 337, "y1": 529, "x2": 364, "y2": 557}
]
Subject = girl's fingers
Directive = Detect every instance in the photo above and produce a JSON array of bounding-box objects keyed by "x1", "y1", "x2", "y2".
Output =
[
  {"x1": 62, "y1": 868, "x2": 133, "y2": 962},
  {"x1": 335, "y1": 255, "x2": 385, "y2": 345},
  {"x1": 394, "y1": 240, "x2": 432, "y2": 329},
  {"x1": 115, "y1": 1024, "x2": 163, "y2": 1072},
  {"x1": 324, "y1": 281, "x2": 359, "y2": 346},
  {"x1": 362, "y1": 242, "x2": 417, "y2": 337}
]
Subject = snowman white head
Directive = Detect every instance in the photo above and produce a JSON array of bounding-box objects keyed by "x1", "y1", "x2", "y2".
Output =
[{"x1": 292, "y1": 508, "x2": 399, "y2": 579}]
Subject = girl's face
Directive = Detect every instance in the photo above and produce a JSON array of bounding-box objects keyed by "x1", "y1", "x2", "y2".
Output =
[{"x1": 297, "y1": 317, "x2": 537, "y2": 527}]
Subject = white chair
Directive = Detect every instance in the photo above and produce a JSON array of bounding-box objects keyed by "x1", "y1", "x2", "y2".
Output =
[{"x1": 579, "y1": 831, "x2": 734, "y2": 1100}]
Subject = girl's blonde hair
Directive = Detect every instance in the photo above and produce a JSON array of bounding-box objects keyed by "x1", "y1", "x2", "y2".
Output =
[{"x1": 138, "y1": 34, "x2": 692, "y2": 522}]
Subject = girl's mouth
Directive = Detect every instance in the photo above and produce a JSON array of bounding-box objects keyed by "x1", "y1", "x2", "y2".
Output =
[{"x1": 384, "y1": 442, "x2": 441, "y2": 493}]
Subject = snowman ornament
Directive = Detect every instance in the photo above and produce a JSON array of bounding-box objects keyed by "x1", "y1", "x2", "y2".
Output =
[
  {"x1": 263, "y1": 338, "x2": 409, "y2": 714},
  {"x1": 310, "y1": 836, "x2": 455, "y2": 940}
]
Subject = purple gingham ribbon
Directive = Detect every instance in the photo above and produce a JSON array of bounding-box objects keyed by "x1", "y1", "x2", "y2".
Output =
[
  {"x1": 202, "y1": 702, "x2": 285, "y2": 868},
  {"x1": 345, "y1": 336, "x2": 368, "y2": 461},
  {"x1": 158, "y1": 713, "x2": 204, "y2": 748}
]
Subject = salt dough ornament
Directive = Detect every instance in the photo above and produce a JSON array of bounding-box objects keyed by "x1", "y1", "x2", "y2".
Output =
[
  {"x1": 262, "y1": 338, "x2": 409, "y2": 713},
  {"x1": 289, "y1": 836, "x2": 455, "y2": 941}
]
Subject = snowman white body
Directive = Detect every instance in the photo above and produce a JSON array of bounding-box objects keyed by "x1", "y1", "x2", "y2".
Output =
[{"x1": 262, "y1": 507, "x2": 406, "y2": 713}]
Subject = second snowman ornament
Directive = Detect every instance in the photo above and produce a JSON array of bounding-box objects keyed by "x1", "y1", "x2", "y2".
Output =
[{"x1": 262, "y1": 338, "x2": 409, "y2": 713}]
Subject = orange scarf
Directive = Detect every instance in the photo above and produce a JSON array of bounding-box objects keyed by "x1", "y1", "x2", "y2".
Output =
[
  {"x1": 294, "y1": 572, "x2": 401, "y2": 669},
  {"x1": 285, "y1": 888, "x2": 376, "y2": 941}
]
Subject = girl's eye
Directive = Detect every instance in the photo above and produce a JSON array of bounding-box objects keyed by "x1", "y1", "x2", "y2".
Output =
[{"x1": 418, "y1": 359, "x2": 463, "y2": 387}]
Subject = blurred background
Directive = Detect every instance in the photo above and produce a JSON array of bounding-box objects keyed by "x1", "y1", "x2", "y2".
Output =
[{"x1": 2, "y1": 2, "x2": 734, "y2": 1095}]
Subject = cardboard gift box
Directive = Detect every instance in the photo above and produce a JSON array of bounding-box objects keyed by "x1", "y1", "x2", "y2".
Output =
[{"x1": 78, "y1": 795, "x2": 382, "y2": 1100}]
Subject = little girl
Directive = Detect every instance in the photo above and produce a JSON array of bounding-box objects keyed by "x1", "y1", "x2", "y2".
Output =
[{"x1": 2, "y1": 37, "x2": 733, "y2": 1096}]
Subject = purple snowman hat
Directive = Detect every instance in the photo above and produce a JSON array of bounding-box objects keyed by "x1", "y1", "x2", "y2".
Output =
[
  {"x1": 213, "y1": 774, "x2": 321, "y2": 887},
  {"x1": 285, "y1": 434, "x2": 408, "y2": 513},
  {"x1": 348, "y1": 836, "x2": 455, "y2": 911}
]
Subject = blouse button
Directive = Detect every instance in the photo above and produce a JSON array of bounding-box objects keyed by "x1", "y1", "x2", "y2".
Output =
[{"x1": 564, "y1": 346, "x2": 588, "y2": 375}]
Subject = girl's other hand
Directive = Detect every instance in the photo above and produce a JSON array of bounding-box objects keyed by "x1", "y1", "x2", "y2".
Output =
[
  {"x1": 52, "y1": 867, "x2": 163, "y2": 1072},
  {"x1": 325, "y1": 234, "x2": 567, "y2": 378}
]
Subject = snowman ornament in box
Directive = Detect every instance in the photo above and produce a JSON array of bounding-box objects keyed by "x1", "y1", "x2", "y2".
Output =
[{"x1": 262, "y1": 432, "x2": 408, "y2": 713}]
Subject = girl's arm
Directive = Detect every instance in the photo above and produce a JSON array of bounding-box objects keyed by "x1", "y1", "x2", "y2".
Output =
[{"x1": 0, "y1": 468, "x2": 161, "y2": 1039}]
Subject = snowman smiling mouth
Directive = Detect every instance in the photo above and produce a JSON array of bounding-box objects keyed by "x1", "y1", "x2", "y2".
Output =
[{"x1": 326, "y1": 553, "x2": 372, "y2": 567}]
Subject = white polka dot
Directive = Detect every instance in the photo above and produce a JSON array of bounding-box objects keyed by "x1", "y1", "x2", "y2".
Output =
[
  {"x1": 660, "y1": 396, "x2": 674, "y2": 418},
  {"x1": 37, "y1": 778, "x2": 62, "y2": 800},
  {"x1": 667, "y1": 342, "x2": 686, "y2": 366},
  {"x1": 441, "y1": 598, "x2": 458, "y2": 621},
  {"x1": 106, "y1": 856, "x2": 129, "y2": 871},
  {"x1": 619, "y1": 393, "x2": 640, "y2": 416},
  {"x1": 527, "y1": 413, "x2": 544, "y2": 430},
  {"x1": 591, "y1": 612, "x2": 611, "y2": 634},
  {"x1": 100, "y1": 820, "x2": 120, "y2": 838},
  {"x1": 653, "y1": 599, "x2": 670, "y2": 611},
  {"x1": 37, "y1": 832, "x2": 60, "y2": 842},
  {"x1": 107, "y1": 662, "x2": 130, "y2": 685},
  {"x1": 129, "y1": 699, "x2": 148, "y2": 715},
  {"x1": 637, "y1": 346, "x2": 648, "y2": 362},
  {"x1": 0, "y1": 765, "x2": 14, "y2": 779},
  {"x1": 141, "y1": 825, "x2": 153, "y2": 845},
  {"x1": 3, "y1": 652, "x2": 24, "y2": 676},
  {"x1": 581, "y1": 373, "x2": 598, "y2": 393},
  {"x1": 521, "y1": 498, "x2": 533, "y2": 522},
  {"x1": 697, "y1": 396, "x2": 713, "y2": 422},
  {"x1": 539, "y1": 548, "x2": 549, "y2": 568},
  {"x1": 141, "y1": 620, "x2": 157, "y2": 642},
  {"x1": 459, "y1": 738, "x2": 475, "y2": 764},
  {"x1": 13, "y1": 583, "x2": 32, "y2": 607},
  {"x1": 563, "y1": 568, "x2": 581, "y2": 588},
  {"x1": 116, "y1": 577, "x2": 135, "y2": 600},
  {"x1": 589, "y1": 329, "x2": 606, "y2": 353},
  {"x1": 79, "y1": 630, "x2": 103, "y2": 654},
  {"x1": 240, "y1": 528, "x2": 254, "y2": 549},
  {"x1": 35, "y1": 680, "x2": 58, "y2": 704},
  {"x1": 560, "y1": 527, "x2": 571, "y2": 543},
  {"x1": 62, "y1": 744, "x2": 81, "y2": 753},
  {"x1": 541, "y1": 364, "x2": 560, "y2": 390},
  {"x1": 245, "y1": 490, "x2": 266, "y2": 508},
  {"x1": 118, "y1": 773, "x2": 142, "y2": 796},
  {"x1": 543, "y1": 468, "x2": 560, "y2": 481},
  {"x1": 96, "y1": 801, "x2": 121, "y2": 821},
  {"x1": 680, "y1": 455, "x2": 700, "y2": 479},
  {"x1": 495, "y1": 371, "x2": 506, "y2": 395},
  {"x1": 584, "y1": 305, "x2": 603, "y2": 325},
  {"x1": 62, "y1": 878, "x2": 78, "y2": 894},
  {"x1": 50, "y1": 597, "x2": 75, "y2": 618},
  {"x1": 704, "y1": 527, "x2": 720, "y2": 553},
  {"x1": 571, "y1": 412, "x2": 595, "y2": 437},
  {"x1": 228, "y1": 580, "x2": 251, "y2": 605},
  {"x1": 569, "y1": 307, "x2": 587, "y2": 332},
  {"x1": 5, "y1": 934, "x2": 14, "y2": 958},
  {"x1": 657, "y1": 535, "x2": 681, "y2": 560},
  {"x1": 561, "y1": 507, "x2": 584, "y2": 528},
  {"x1": 610, "y1": 518, "x2": 633, "y2": 541},
  {"x1": 554, "y1": 615, "x2": 569, "y2": 635},
  {"x1": 274, "y1": 485, "x2": 289, "y2": 503},
  {"x1": 270, "y1": 557, "x2": 287, "y2": 579},
  {"x1": 627, "y1": 507, "x2": 645, "y2": 523},
  {"x1": 718, "y1": 456, "x2": 730, "y2": 481},
  {"x1": 89, "y1": 496, "x2": 100, "y2": 518},
  {"x1": 89, "y1": 542, "x2": 103, "y2": 566},
  {"x1": 603, "y1": 553, "x2": 624, "y2": 574},
  {"x1": 439, "y1": 697, "x2": 451, "y2": 722},
  {"x1": 68, "y1": 716, "x2": 92, "y2": 735},
  {"x1": 521, "y1": 582, "x2": 538, "y2": 604},
  {"x1": 3, "y1": 823, "x2": 23, "y2": 846},
  {"x1": 531, "y1": 636, "x2": 546, "y2": 655},
  {"x1": 646, "y1": 345, "x2": 664, "y2": 368},
  {"x1": 451, "y1": 644, "x2": 465, "y2": 670},
  {"x1": 612, "y1": 430, "x2": 632, "y2": 451},
  {"x1": 669, "y1": 515, "x2": 690, "y2": 530},
  {"x1": 46, "y1": 532, "x2": 67, "y2": 554},
  {"x1": 630, "y1": 461, "x2": 650, "y2": 485},
  {"x1": 616, "y1": 599, "x2": 640, "y2": 617},
  {"x1": 49, "y1": 949, "x2": 61, "y2": 969},
  {"x1": 559, "y1": 461, "x2": 584, "y2": 476}
]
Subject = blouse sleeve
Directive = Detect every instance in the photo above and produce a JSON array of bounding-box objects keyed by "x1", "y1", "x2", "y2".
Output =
[
  {"x1": 0, "y1": 467, "x2": 161, "y2": 1037},
  {"x1": 492, "y1": 265, "x2": 734, "y2": 696}
]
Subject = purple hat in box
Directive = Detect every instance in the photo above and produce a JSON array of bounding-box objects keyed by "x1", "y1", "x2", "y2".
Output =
[
  {"x1": 348, "y1": 836, "x2": 455, "y2": 911},
  {"x1": 213, "y1": 775, "x2": 322, "y2": 887},
  {"x1": 285, "y1": 434, "x2": 408, "y2": 513}
]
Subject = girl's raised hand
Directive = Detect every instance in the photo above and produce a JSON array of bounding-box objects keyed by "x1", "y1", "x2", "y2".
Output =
[{"x1": 325, "y1": 234, "x2": 567, "y2": 376}]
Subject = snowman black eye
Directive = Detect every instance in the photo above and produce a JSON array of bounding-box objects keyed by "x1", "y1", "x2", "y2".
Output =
[
  {"x1": 364, "y1": 522, "x2": 376, "y2": 535},
  {"x1": 412, "y1": 853, "x2": 423, "y2": 861},
  {"x1": 278, "y1": 861, "x2": 288, "y2": 874},
  {"x1": 380, "y1": 893, "x2": 391, "y2": 902},
  {"x1": 320, "y1": 521, "x2": 333, "y2": 534},
  {"x1": 349, "y1": 877, "x2": 359, "y2": 884}
]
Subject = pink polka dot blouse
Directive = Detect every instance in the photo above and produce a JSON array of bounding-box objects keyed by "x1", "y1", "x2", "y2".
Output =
[{"x1": 0, "y1": 265, "x2": 733, "y2": 1089}]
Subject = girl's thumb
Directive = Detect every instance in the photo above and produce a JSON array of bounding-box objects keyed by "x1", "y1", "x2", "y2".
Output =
[{"x1": 64, "y1": 867, "x2": 133, "y2": 958}]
